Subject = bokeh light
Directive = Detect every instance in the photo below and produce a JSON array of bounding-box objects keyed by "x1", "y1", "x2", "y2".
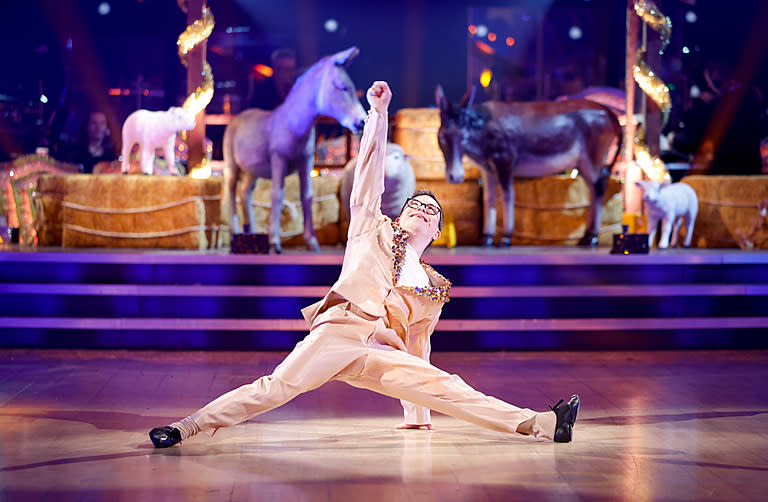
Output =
[
  {"x1": 324, "y1": 18, "x2": 338, "y2": 33},
  {"x1": 569, "y1": 26, "x2": 583, "y2": 40}
]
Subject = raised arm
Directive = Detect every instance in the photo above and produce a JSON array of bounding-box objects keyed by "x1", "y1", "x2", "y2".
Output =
[{"x1": 348, "y1": 81, "x2": 392, "y2": 237}]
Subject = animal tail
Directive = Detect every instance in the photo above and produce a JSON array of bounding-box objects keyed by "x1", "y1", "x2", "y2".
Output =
[{"x1": 594, "y1": 102, "x2": 623, "y2": 170}]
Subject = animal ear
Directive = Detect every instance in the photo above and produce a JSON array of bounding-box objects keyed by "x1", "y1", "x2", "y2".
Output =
[
  {"x1": 460, "y1": 86, "x2": 477, "y2": 108},
  {"x1": 435, "y1": 85, "x2": 448, "y2": 112},
  {"x1": 332, "y1": 46, "x2": 359, "y2": 66}
]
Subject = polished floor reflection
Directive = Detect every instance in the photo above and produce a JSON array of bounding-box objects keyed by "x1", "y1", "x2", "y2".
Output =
[{"x1": 1, "y1": 349, "x2": 767, "y2": 501}]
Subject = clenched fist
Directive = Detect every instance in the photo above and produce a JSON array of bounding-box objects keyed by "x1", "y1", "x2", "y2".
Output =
[{"x1": 366, "y1": 81, "x2": 392, "y2": 113}]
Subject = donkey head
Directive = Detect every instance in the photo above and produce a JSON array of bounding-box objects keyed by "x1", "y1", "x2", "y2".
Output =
[
  {"x1": 435, "y1": 85, "x2": 478, "y2": 184},
  {"x1": 315, "y1": 47, "x2": 366, "y2": 133}
]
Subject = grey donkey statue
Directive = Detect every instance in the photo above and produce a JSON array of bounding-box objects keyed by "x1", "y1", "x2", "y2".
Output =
[{"x1": 223, "y1": 47, "x2": 366, "y2": 253}]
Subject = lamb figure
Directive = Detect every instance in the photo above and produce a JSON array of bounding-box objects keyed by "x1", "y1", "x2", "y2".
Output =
[
  {"x1": 121, "y1": 107, "x2": 197, "y2": 175},
  {"x1": 339, "y1": 142, "x2": 415, "y2": 234},
  {"x1": 635, "y1": 180, "x2": 699, "y2": 248}
]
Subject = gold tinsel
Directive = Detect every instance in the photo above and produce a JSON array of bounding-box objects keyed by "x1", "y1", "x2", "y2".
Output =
[
  {"x1": 634, "y1": 137, "x2": 671, "y2": 183},
  {"x1": 632, "y1": 0, "x2": 672, "y2": 127},
  {"x1": 634, "y1": 0, "x2": 671, "y2": 53},
  {"x1": 177, "y1": 5, "x2": 215, "y2": 116},
  {"x1": 633, "y1": 49, "x2": 672, "y2": 125}
]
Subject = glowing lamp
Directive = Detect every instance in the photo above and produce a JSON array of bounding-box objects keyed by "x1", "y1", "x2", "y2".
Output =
[{"x1": 480, "y1": 69, "x2": 492, "y2": 88}]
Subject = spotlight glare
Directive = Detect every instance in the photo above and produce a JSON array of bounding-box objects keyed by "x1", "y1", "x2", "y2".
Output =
[
  {"x1": 324, "y1": 18, "x2": 338, "y2": 33},
  {"x1": 476, "y1": 24, "x2": 488, "y2": 37},
  {"x1": 568, "y1": 26, "x2": 583, "y2": 40},
  {"x1": 97, "y1": 2, "x2": 110, "y2": 16}
]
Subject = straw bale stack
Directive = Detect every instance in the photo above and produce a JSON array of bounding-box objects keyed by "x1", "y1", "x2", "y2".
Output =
[
  {"x1": 35, "y1": 174, "x2": 228, "y2": 249},
  {"x1": 681, "y1": 175, "x2": 768, "y2": 249},
  {"x1": 245, "y1": 173, "x2": 341, "y2": 246},
  {"x1": 507, "y1": 176, "x2": 623, "y2": 246}
]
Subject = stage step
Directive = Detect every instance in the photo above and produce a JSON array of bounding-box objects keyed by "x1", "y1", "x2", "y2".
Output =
[{"x1": 1, "y1": 248, "x2": 766, "y2": 350}]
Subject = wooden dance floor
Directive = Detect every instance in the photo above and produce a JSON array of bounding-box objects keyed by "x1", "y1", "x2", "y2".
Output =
[{"x1": 1, "y1": 349, "x2": 767, "y2": 501}]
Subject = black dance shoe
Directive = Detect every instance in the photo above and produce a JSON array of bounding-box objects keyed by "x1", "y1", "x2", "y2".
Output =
[
  {"x1": 550, "y1": 394, "x2": 580, "y2": 443},
  {"x1": 149, "y1": 426, "x2": 182, "y2": 448}
]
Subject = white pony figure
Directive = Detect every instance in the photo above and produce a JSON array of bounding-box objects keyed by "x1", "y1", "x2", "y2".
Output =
[
  {"x1": 121, "y1": 107, "x2": 197, "y2": 175},
  {"x1": 636, "y1": 180, "x2": 699, "y2": 248}
]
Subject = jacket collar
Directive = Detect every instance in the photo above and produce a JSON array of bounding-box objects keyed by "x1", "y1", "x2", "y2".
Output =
[{"x1": 391, "y1": 220, "x2": 451, "y2": 303}]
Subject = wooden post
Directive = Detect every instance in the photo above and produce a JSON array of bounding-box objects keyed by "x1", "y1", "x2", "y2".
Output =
[
  {"x1": 186, "y1": 0, "x2": 206, "y2": 174},
  {"x1": 624, "y1": 0, "x2": 642, "y2": 215}
]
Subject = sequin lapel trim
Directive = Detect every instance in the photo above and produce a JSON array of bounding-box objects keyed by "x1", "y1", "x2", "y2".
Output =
[{"x1": 391, "y1": 220, "x2": 451, "y2": 303}]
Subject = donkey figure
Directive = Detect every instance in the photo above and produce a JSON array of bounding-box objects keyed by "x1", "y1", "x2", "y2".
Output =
[
  {"x1": 223, "y1": 47, "x2": 366, "y2": 253},
  {"x1": 435, "y1": 86, "x2": 622, "y2": 247}
]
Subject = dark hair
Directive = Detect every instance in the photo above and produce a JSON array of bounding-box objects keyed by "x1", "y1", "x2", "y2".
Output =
[{"x1": 400, "y1": 189, "x2": 444, "y2": 230}]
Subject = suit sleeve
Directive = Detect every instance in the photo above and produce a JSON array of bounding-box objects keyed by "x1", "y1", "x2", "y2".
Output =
[
  {"x1": 348, "y1": 108, "x2": 388, "y2": 238},
  {"x1": 399, "y1": 310, "x2": 441, "y2": 426}
]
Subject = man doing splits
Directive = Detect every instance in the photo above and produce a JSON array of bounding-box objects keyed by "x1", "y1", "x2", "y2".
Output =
[{"x1": 149, "y1": 81, "x2": 579, "y2": 448}]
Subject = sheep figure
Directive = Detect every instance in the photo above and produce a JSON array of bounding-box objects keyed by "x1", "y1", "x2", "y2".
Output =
[{"x1": 636, "y1": 180, "x2": 699, "y2": 248}]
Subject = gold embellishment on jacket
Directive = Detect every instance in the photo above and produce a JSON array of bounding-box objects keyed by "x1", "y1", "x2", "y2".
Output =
[{"x1": 391, "y1": 221, "x2": 451, "y2": 303}]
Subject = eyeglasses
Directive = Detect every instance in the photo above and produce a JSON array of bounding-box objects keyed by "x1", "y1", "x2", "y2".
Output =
[{"x1": 406, "y1": 198, "x2": 440, "y2": 216}]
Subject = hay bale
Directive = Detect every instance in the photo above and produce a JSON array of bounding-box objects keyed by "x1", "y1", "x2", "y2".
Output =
[
  {"x1": 245, "y1": 174, "x2": 341, "y2": 246},
  {"x1": 35, "y1": 174, "x2": 228, "y2": 249},
  {"x1": 392, "y1": 108, "x2": 482, "y2": 181},
  {"x1": 2, "y1": 155, "x2": 80, "y2": 245},
  {"x1": 412, "y1": 178, "x2": 483, "y2": 245},
  {"x1": 506, "y1": 176, "x2": 623, "y2": 246},
  {"x1": 682, "y1": 175, "x2": 768, "y2": 249}
]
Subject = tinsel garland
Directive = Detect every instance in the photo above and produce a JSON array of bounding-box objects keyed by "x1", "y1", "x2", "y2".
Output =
[
  {"x1": 177, "y1": 2, "x2": 215, "y2": 177},
  {"x1": 634, "y1": 0, "x2": 671, "y2": 53},
  {"x1": 633, "y1": 49, "x2": 672, "y2": 125},
  {"x1": 634, "y1": 132, "x2": 671, "y2": 183},
  {"x1": 631, "y1": 0, "x2": 671, "y2": 182},
  {"x1": 177, "y1": 4, "x2": 215, "y2": 116},
  {"x1": 632, "y1": 0, "x2": 671, "y2": 125}
]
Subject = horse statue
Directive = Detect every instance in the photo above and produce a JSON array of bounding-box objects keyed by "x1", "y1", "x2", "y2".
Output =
[
  {"x1": 435, "y1": 86, "x2": 622, "y2": 247},
  {"x1": 223, "y1": 47, "x2": 366, "y2": 253}
]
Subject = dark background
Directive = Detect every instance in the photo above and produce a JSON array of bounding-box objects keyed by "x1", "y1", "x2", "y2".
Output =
[{"x1": 1, "y1": 0, "x2": 766, "y2": 158}]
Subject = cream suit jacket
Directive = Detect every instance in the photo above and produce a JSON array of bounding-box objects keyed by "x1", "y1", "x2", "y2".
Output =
[{"x1": 301, "y1": 107, "x2": 451, "y2": 424}]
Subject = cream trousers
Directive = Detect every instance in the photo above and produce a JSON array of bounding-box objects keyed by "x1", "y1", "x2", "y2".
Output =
[{"x1": 189, "y1": 302, "x2": 555, "y2": 439}]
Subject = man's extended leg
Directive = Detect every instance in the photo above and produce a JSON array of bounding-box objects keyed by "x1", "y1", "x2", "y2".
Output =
[
  {"x1": 341, "y1": 342, "x2": 558, "y2": 440},
  {"x1": 151, "y1": 304, "x2": 374, "y2": 447}
]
